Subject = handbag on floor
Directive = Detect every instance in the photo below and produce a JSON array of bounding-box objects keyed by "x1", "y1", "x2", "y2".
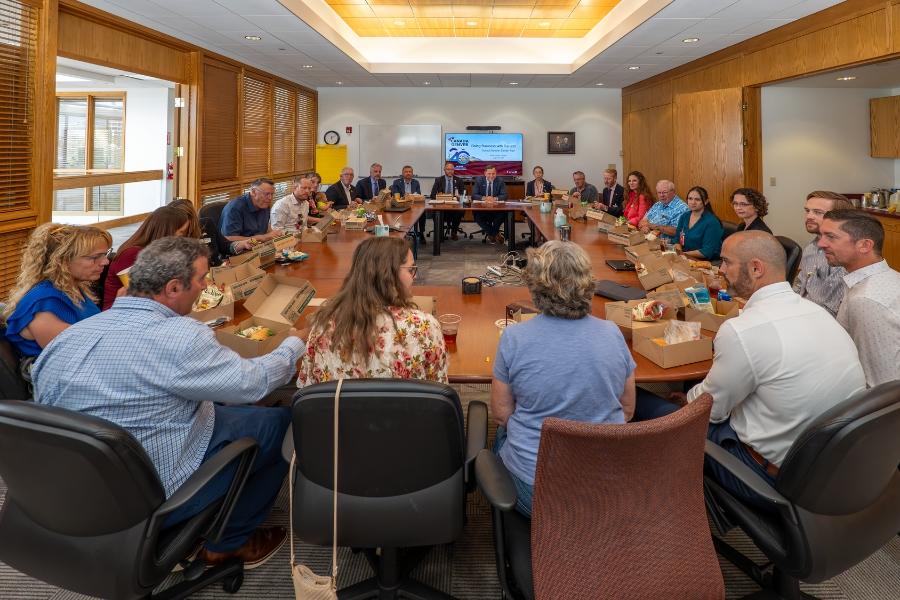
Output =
[{"x1": 288, "y1": 378, "x2": 344, "y2": 600}]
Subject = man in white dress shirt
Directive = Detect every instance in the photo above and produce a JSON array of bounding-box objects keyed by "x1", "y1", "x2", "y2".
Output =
[
  {"x1": 818, "y1": 209, "x2": 900, "y2": 387},
  {"x1": 270, "y1": 176, "x2": 312, "y2": 230},
  {"x1": 635, "y1": 231, "x2": 866, "y2": 508}
]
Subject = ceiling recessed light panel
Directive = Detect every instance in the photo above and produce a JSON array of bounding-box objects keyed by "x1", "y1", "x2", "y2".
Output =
[
  {"x1": 244, "y1": 35, "x2": 261, "y2": 41},
  {"x1": 682, "y1": 37, "x2": 699, "y2": 43},
  {"x1": 627, "y1": 65, "x2": 640, "y2": 70},
  {"x1": 836, "y1": 76, "x2": 857, "y2": 81}
]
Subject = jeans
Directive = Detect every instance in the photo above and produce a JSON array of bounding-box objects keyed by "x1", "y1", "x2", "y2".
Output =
[
  {"x1": 633, "y1": 389, "x2": 777, "y2": 512},
  {"x1": 163, "y1": 404, "x2": 291, "y2": 551},
  {"x1": 493, "y1": 426, "x2": 534, "y2": 518}
]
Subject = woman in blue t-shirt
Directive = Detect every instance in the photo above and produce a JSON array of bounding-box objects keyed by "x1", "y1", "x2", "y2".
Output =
[
  {"x1": 2, "y1": 223, "x2": 112, "y2": 366},
  {"x1": 491, "y1": 241, "x2": 636, "y2": 517},
  {"x1": 674, "y1": 186, "x2": 724, "y2": 260}
]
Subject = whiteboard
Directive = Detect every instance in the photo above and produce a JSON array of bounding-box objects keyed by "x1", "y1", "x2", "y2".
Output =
[{"x1": 358, "y1": 124, "x2": 442, "y2": 178}]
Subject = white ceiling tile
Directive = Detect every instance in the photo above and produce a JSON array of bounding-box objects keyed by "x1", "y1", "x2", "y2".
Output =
[
  {"x1": 144, "y1": 0, "x2": 226, "y2": 18},
  {"x1": 773, "y1": 0, "x2": 843, "y2": 20},
  {"x1": 655, "y1": 0, "x2": 739, "y2": 20},
  {"x1": 734, "y1": 19, "x2": 794, "y2": 37},
  {"x1": 213, "y1": 0, "x2": 293, "y2": 16},
  {"x1": 711, "y1": 0, "x2": 803, "y2": 21}
]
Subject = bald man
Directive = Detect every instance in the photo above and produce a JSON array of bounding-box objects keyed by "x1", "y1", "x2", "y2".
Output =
[{"x1": 635, "y1": 231, "x2": 865, "y2": 509}]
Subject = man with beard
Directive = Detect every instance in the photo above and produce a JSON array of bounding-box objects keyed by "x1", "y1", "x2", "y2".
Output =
[
  {"x1": 792, "y1": 191, "x2": 854, "y2": 315},
  {"x1": 634, "y1": 231, "x2": 865, "y2": 509}
]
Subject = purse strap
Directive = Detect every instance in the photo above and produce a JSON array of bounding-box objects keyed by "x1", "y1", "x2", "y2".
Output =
[{"x1": 288, "y1": 377, "x2": 344, "y2": 588}]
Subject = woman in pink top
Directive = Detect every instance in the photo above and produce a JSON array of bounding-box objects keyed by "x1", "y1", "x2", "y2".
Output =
[{"x1": 623, "y1": 171, "x2": 654, "y2": 226}]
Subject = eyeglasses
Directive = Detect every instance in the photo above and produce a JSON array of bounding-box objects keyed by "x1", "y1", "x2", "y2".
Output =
[
  {"x1": 80, "y1": 248, "x2": 112, "y2": 263},
  {"x1": 401, "y1": 265, "x2": 418, "y2": 277},
  {"x1": 803, "y1": 208, "x2": 828, "y2": 216},
  {"x1": 732, "y1": 202, "x2": 752, "y2": 208}
]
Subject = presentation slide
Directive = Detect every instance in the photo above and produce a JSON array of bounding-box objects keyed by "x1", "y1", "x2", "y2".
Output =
[{"x1": 444, "y1": 133, "x2": 523, "y2": 177}]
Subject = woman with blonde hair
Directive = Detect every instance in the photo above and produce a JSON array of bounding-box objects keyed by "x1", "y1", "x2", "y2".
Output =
[
  {"x1": 490, "y1": 241, "x2": 636, "y2": 516},
  {"x1": 297, "y1": 236, "x2": 447, "y2": 386},
  {"x1": 102, "y1": 205, "x2": 192, "y2": 309},
  {"x1": 3, "y1": 223, "x2": 111, "y2": 359}
]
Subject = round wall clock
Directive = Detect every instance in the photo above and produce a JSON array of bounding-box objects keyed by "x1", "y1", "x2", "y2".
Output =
[{"x1": 324, "y1": 130, "x2": 341, "y2": 145}]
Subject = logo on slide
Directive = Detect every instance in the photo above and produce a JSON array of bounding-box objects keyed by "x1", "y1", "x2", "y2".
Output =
[{"x1": 448, "y1": 148, "x2": 471, "y2": 165}]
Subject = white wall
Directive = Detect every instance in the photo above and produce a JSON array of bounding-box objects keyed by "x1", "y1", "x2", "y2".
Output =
[
  {"x1": 761, "y1": 86, "x2": 898, "y2": 242},
  {"x1": 317, "y1": 88, "x2": 622, "y2": 191},
  {"x1": 54, "y1": 83, "x2": 171, "y2": 225}
]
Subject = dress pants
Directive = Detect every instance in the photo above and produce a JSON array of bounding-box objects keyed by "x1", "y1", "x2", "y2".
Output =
[
  {"x1": 474, "y1": 212, "x2": 505, "y2": 237},
  {"x1": 163, "y1": 404, "x2": 291, "y2": 551}
]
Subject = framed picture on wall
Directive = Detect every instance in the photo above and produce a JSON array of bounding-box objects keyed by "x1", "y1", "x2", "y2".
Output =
[{"x1": 548, "y1": 132, "x2": 575, "y2": 154}]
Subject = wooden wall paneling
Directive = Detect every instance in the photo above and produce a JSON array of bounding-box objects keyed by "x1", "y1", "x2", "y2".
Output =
[
  {"x1": 672, "y1": 57, "x2": 743, "y2": 95},
  {"x1": 625, "y1": 104, "x2": 673, "y2": 190},
  {"x1": 625, "y1": 79, "x2": 672, "y2": 112},
  {"x1": 742, "y1": 86, "x2": 762, "y2": 192},
  {"x1": 242, "y1": 73, "x2": 273, "y2": 180},
  {"x1": 57, "y1": 10, "x2": 189, "y2": 83},
  {"x1": 200, "y1": 59, "x2": 240, "y2": 186},
  {"x1": 894, "y1": 2, "x2": 900, "y2": 54},
  {"x1": 175, "y1": 51, "x2": 201, "y2": 203},
  {"x1": 873, "y1": 214, "x2": 899, "y2": 269},
  {"x1": 869, "y1": 95, "x2": 900, "y2": 157}
]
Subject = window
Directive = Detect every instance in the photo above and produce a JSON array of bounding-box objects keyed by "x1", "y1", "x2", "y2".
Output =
[{"x1": 54, "y1": 92, "x2": 126, "y2": 213}]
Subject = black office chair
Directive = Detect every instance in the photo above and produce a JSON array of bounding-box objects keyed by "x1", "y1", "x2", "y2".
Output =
[
  {"x1": 722, "y1": 220, "x2": 739, "y2": 240},
  {"x1": 0, "y1": 400, "x2": 259, "y2": 599},
  {"x1": 291, "y1": 379, "x2": 487, "y2": 600},
  {"x1": 776, "y1": 235, "x2": 802, "y2": 282},
  {"x1": 0, "y1": 335, "x2": 28, "y2": 400},
  {"x1": 199, "y1": 199, "x2": 229, "y2": 231},
  {"x1": 705, "y1": 380, "x2": 900, "y2": 600}
]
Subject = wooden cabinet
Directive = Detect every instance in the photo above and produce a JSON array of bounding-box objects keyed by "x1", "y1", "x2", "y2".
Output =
[
  {"x1": 870, "y1": 212, "x2": 900, "y2": 270},
  {"x1": 869, "y1": 96, "x2": 900, "y2": 157}
]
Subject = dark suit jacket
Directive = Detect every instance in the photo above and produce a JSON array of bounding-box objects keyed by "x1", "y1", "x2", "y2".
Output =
[
  {"x1": 325, "y1": 181, "x2": 359, "y2": 209},
  {"x1": 526, "y1": 179, "x2": 553, "y2": 197},
  {"x1": 429, "y1": 175, "x2": 465, "y2": 198},
  {"x1": 602, "y1": 183, "x2": 625, "y2": 217},
  {"x1": 390, "y1": 178, "x2": 421, "y2": 197},
  {"x1": 472, "y1": 177, "x2": 508, "y2": 201},
  {"x1": 355, "y1": 177, "x2": 387, "y2": 200}
]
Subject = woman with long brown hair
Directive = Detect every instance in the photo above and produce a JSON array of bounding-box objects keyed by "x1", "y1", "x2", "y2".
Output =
[
  {"x1": 297, "y1": 236, "x2": 448, "y2": 386},
  {"x1": 623, "y1": 170, "x2": 654, "y2": 226},
  {"x1": 3, "y1": 223, "x2": 111, "y2": 361},
  {"x1": 102, "y1": 205, "x2": 192, "y2": 309}
]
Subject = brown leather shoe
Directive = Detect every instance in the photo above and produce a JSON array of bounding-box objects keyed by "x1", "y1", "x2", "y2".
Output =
[
  {"x1": 200, "y1": 526, "x2": 286, "y2": 570},
  {"x1": 496, "y1": 233, "x2": 505, "y2": 244},
  {"x1": 486, "y1": 235, "x2": 495, "y2": 243}
]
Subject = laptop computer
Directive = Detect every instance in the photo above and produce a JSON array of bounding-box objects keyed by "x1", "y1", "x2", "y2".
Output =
[
  {"x1": 593, "y1": 280, "x2": 647, "y2": 301},
  {"x1": 605, "y1": 259, "x2": 636, "y2": 271}
]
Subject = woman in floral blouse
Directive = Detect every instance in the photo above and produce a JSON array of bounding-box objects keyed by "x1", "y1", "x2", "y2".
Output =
[{"x1": 297, "y1": 236, "x2": 448, "y2": 386}]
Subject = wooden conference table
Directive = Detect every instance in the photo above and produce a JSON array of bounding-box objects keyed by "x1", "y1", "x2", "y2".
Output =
[{"x1": 233, "y1": 203, "x2": 712, "y2": 383}]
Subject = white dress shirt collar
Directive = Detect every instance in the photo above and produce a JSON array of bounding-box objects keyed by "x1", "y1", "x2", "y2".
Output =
[
  {"x1": 843, "y1": 259, "x2": 890, "y2": 289},
  {"x1": 742, "y1": 281, "x2": 793, "y2": 312}
]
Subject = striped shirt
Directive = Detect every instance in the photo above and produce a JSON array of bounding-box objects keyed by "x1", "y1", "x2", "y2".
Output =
[
  {"x1": 836, "y1": 260, "x2": 900, "y2": 388},
  {"x1": 32, "y1": 296, "x2": 304, "y2": 497},
  {"x1": 792, "y1": 237, "x2": 846, "y2": 316}
]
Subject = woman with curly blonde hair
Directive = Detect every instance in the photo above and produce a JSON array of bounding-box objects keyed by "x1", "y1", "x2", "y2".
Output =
[
  {"x1": 3, "y1": 223, "x2": 112, "y2": 359},
  {"x1": 490, "y1": 241, "x2": 636, "y2": 516}
]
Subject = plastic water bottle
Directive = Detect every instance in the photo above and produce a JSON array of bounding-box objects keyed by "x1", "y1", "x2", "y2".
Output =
[
  {"x1": 459, "y1": 189, "x2": 466, "y2": 205},
  {"x1": 554, "y1": 208, "x2": 566, "y2": 228}
]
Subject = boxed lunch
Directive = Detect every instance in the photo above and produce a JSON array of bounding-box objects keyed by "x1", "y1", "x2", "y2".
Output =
[
  {"x1": 413, "y1": 295, "x2": 437, "y2": 316},
  {"x1": 216, "y1": 275, "x2": 316, "y2": 358},
  {"x1": 344, "y1": 216, "x2": 367, "y2": 230},
  {"x1": 604, "y1": 299, "x2": 673, "y2": 339},
  {"x1": 684, "y1": 298, "x2": 741, "y2": 333},
  {"x1": 210, "y1": 256, "x2": 265, "y2": 300},
  {"x1": 301, "y1": 212, "x2": 334, "y2": 243},
  {"x1": 632, "y1": 322, "x2": 713, "y2": 369},
  {"x1": 505, "y1": 301, "x2": 539, "y2": 324},
  {"x1": 636, "y1": 254, "x2": 674, "y2": 290},
  {"x1": 189, "y1": 285, "x2": 234, "y2": 324},
  {"x1": 607, "y1": 229, "x2": 645, "y2": 246},
  {"x1": 624, "y1": 243, "x2": 655, "y2": 264}
]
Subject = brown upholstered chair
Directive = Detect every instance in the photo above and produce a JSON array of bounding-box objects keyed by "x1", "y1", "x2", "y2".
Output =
[{"x1": 477, "y1": 395, "x2": 724, "y2": 600}]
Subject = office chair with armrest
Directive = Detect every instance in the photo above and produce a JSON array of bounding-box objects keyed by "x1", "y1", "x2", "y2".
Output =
[
  {"x1": 477, "y1": 396, "x2": 723, "y2": 600},
  {"x1": 199, "y1": 199, "x2": 229, "y2": 231},
  {"x1": 705, "y1": 380, "x2": 900, "y2": 600},
  {"x1": 722, "y1": 220, "x2": 739, "y2": 240},
  {"x1": 0, "y1": 334, "x2": 29, "y2": 401},
  {"x1": 291, "y1": 379, "x2": 488, "y2": 600},
  {"x1": 776, "y1": 236, "x2": 802, "y2": 283},
  {"x1": 0, "y1": 400, "x2": 259, "y2": 600}
]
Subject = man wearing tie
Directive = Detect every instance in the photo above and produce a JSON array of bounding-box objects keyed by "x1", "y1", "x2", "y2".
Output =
[
  {"x1": 472, "y1": 165, "x2": 508, "y2": 244},
  {"x1": 596, "y1": 168, "x2": 625, "y2": 217},
  {"x1": 355, "y1": 163, "x2": 387, "y2": 200},
  {"x1": 429, "y1": 161, "x2": 465, "y2": 241},
  {"x1": 325, "y1": 166, "x2": 360, "y2": 209},
  {"x1": 390, "y1": 165, "x2": 422, "y2": 197}
]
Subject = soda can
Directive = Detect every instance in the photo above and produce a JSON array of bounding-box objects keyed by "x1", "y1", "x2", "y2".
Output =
[{"x1": 717, "y1": 290, "x2": 732, "y2": 302}]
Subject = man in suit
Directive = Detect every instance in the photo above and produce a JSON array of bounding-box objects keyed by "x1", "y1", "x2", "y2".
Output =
[
  {"x1": 325, "y1": 166, "x2": 360, "y2": 209},
  {"x1": 355, "y1": 162, "x2": 387, "y2": 200},
  {"x1": 596, "y1": 168, "x2": 625, "y2": 217},
  {"x1": 472, "y1": 165, "x2": 508, "y2": 244},
  {"x1": 390, "y1": 165, "x2": 421, "y2": 197},
  {"x1": 429, "y1": 161, "x2": 466, "y2": 241}
]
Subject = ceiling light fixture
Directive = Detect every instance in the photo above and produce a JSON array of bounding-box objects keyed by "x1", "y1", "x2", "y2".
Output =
[
  {"x1": 836, "y1": 76, "x2": 857, "y2": 81},
  {"x1": 595, "y1": 82, "x2": 604, "y2": 86},
  {"x1": 627, "y1": 66, "x2": 640, "y2": 70},
  {"x1": 336, "y1": 81, "x2": 343, "y2": 85},
  {"x1": 302, "y1": 65, "x2": 313, "y2": 68},
  {"x1": 244, "y1": 35, "x2": 261, "y2": 41},
  {"x1": 682, "y1": 37, "x2": 699, "y2": 43},
  {"x1": 466, "y1": 20, "x2": 478, "y2": 26},
  {"x1": 509, "y1": 82, "x2": 518, "y2": 85},
  {"x1": 393, "y1": 20, "x2": 405, "y2": 26},
  {"x1": 424, "y1": 81, "x2": 431, "y2": 85},
  {"x1": 539, "y1": 21, "x2": 550, "y2": 27}
]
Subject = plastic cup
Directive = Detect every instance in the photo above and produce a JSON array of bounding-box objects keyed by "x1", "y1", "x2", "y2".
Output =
[
  {"x1": 438, "y1": 313, "x2": 462, "y2": 345},
  {"x1": 117, "y1": 267, "x2": 131, "y2": 286}
]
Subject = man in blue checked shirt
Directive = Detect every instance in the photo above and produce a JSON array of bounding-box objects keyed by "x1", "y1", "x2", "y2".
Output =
[
  {"x1": 33, "y1": 237, "x2": 307, "y2": 571},
  {"x1": 639, "y1": 180, "x2": 688, "y2": 243}
]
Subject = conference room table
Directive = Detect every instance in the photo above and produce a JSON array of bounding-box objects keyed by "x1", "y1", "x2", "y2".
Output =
[
  {"x1": 231, "y1": 202, "x2": 712, "y2": 384},
  {"x1": 429, "y1": 201, "x2": 527, "y2": 255}
]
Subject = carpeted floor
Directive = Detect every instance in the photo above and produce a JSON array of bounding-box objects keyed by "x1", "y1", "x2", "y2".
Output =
[{"x1": 1, "y1": 384, "x2": 898, "y2": 599}]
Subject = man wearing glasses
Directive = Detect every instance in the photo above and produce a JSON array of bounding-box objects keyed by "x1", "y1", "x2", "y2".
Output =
[
  {"x1": 792, "y1": 191, "x2": 855, "y2": 316},
  {"x1": 221, "y1": 178, "x2": 283, "y2": 243}
]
